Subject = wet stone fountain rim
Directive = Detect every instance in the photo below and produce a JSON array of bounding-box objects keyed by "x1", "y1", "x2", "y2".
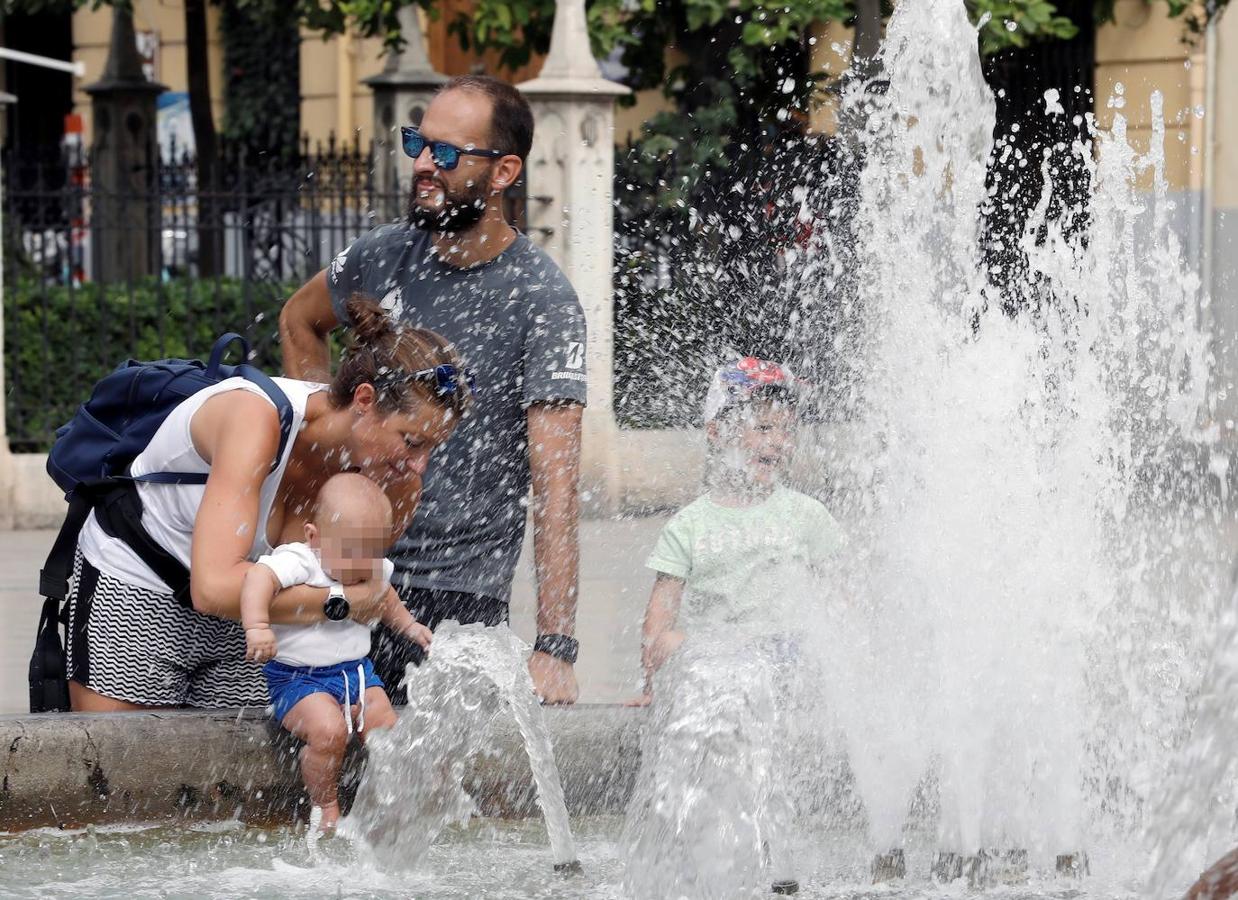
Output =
[{"x1": 0, "y1": 704, "x2": 643, "y2": 832}]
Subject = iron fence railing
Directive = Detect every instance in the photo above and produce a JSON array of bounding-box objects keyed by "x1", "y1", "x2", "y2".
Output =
[
  {"x1": 2, "y1": 137, "x2": 529, "y2": 451},
  {"x1": 3, "y1": 128, "x2": 838, "y2": 450}
]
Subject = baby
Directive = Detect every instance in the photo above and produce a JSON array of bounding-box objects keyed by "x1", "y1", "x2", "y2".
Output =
[{"x1": 241, "y1": 471, "x2": 431, "y2": 833}]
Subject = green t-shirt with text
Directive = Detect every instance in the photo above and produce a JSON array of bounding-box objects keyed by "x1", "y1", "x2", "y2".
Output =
[{"x1": 646, "y1": 484, "x2": 846, "y2": 630}]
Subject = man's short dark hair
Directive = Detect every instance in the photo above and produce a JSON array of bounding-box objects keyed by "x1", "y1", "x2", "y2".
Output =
[{"x1": 440, "y1": 75, "x2": 534, "y2": 162}]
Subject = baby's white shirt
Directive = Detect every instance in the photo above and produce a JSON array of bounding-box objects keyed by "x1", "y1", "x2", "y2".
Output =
[{"x1": 258, "y1": 542, "x2": 394, "y2": 668}]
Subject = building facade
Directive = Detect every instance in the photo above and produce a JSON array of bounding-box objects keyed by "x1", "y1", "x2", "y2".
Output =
[{"x1": 55, "y1": 2, "x2": 650, "y2": 150}]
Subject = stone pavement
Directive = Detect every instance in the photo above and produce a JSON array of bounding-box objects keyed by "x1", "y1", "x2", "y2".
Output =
[{"x1": 0, "y1": 517, "x2": 667, "y2": 715}]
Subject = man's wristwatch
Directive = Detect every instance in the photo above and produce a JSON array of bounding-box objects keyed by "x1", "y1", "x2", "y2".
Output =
[
  {"x1": 534, "y1": 634, "x2": 579, "y2": 664},
  {"x1": 323, "y1": 584, "x2": 350, "y2": 622}
]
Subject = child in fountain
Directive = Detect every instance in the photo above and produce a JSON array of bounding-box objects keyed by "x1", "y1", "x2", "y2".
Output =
[
  {"x1": 624, "y1": 358, "x2": 844, "y2": 894},
  {"x1": 635, "y1": 357, "x2": 846, "y2": 701},
  {"x1": 241, "y1": 472, "x2": 432, "y2": 834}
]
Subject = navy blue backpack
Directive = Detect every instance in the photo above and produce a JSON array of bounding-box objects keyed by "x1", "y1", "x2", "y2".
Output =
[{"x1": 30, "y1": 333, "x2": 294, "y2": 712}]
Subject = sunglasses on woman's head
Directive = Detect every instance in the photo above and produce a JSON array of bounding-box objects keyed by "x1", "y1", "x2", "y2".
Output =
[
  {"x1": 373, "y1": 364, "x2": 478, "y2": 399},
  {"x1": 412, "y1": 365, "x2": 478, "y2": 398},
  {"x1": 401, "y1": 126, "x2": 505, "y2": 171}
]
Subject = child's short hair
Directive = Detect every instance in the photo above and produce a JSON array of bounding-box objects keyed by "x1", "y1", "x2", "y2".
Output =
[
  {"x1": 703, "y1": 357, "x2": 801, "y2": 425},
  {"x1": 315, "y1": 472, "x2": 392, "y2": 532}
]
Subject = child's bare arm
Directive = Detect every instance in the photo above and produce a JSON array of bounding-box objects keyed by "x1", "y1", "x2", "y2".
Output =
[
  {"x1": 240, "y1": 564, "x2": 281, "y2": 629},
  {"x1": 241, "y1": 564, "x2": 282, "y2": 662},
  {"x1": 639, "y1": 574, "x2": 686, "y2": 694},
  {"x1": 377, "y1": 585, "x2": 432, "y2": 649}
]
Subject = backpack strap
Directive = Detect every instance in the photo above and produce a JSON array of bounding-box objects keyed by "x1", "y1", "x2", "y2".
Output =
[
  {"x1": 29, "y1": 592, "x2": 70, "y2": 712},
  {"x1": 38, "y1": 490, "x2": 97, "y2": 602},
  {"x1": 236, "y1": 365, "x2": 294, "y2": 470},
  {"x1": 131, "y1": 471, "x2": 210, "y2": 485},
  {"x1": 205, "y1": 332, "x2": 247, "y2": 379},
  {"x1": 92, "y1": 481, "x2": 194, "y2": 606},
  {"x1": 31, "y1": 491, "x2": 96, "y2": 712},
  {"x1": 203, "y1": 331, "x2": 294, "y2": 469},
  {"x1": 38, "y1": 480, "x2": 194, "y2": 608}
]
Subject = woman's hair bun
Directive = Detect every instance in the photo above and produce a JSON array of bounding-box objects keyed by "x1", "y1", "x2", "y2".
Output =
[
  {"x1": 346, "y1": 295, "x2": 396, "y2": 342},
  {"x1": 330, "y1": 291, "x2": 472, "y2": 418}
]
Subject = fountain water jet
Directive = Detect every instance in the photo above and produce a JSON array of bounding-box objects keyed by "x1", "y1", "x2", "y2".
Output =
[
  {"x1": 804, "y1": 0, "x2": 1225, "y2": 875},
  {"x1": 346, "y1": 622, "x2": 579, "y2": 872},
  {"x1": 612, "y1": 0, "x2": 1224, "y2": 880},
  {"x1": 621, "y1": 634, "x2": 801, "y2": 899}
]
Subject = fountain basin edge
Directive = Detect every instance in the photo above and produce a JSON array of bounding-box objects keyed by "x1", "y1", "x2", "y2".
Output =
[{"x1": 0, "y1": 704, "x2": 644, "y2": 831}]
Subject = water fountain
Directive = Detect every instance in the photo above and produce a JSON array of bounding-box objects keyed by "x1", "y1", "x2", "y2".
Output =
[
  {"x1": 0, "y1": 0, "x2": 1232, "y2": 894},
  {"x1": 621, "y1": 634, "x2": 800, "y2": 898},
  {"x1": 795, "y1": 0, "x2": 1226, "y2": 884},
  {"x1": 347, "y1": 621, "x2": 579, "y2": 871},
  {"x1": 614, "y1": 0, "x2": 1229, "y2": 887}
]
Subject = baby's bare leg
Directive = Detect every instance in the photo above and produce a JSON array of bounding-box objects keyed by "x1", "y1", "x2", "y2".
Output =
[
  {"x1": 354, "y1": 686, "x2": 397, "y2": 741},
  {"x1": 282, "y1": 692, "x2": 350, "y2": 829}
]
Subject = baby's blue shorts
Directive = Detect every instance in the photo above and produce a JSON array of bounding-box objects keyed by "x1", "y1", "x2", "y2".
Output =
[{"x1": 263, "y1": 657, "x2": 385, "y2": 723}]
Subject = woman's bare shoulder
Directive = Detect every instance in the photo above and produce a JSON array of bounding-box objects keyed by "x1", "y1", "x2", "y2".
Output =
[{"x1": 191, "y1": 388, "x2": 280, "y2": 465}]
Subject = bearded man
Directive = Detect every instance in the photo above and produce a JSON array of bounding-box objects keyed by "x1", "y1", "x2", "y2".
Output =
[{"x1": 279, "y1": 75, "x2": 586, "y2": 704}]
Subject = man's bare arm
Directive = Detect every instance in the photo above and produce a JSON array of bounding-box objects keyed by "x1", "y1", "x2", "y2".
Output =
[
  {"x1": 527, "y1": 402, "x2": 583, "y2": 703},
  {"x1": 279, "y1": 269, "x2": 339, "y2": 382},
  {"x1": 528, "y1": 402, "x2": 583, "y2": 636}
]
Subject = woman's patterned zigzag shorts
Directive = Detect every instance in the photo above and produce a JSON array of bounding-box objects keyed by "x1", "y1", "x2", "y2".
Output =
[{"x1": 66, "y1": 549, "x2": 268, "y2": 708}]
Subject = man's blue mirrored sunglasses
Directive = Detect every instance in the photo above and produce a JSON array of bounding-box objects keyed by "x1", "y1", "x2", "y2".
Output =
[
  {"x1": 401, "y1": 126, "x2": 505, "y2": 171},
  {"x1": 411, "y1": 365, "x2": 478, "y2": 397}
]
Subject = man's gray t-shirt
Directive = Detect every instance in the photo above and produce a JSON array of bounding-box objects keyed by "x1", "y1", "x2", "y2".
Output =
[{"x1": 327, "y1": 224, "x2": 587, "y2": 600}]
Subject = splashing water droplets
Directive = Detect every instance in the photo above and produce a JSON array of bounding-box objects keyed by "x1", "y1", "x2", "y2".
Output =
[
  {"x1": 347, "y1": 624, "x2": 577, "y2": 871},
  {"x1": 807, "y1": 0, "x2": 1222, "y2": 875}
]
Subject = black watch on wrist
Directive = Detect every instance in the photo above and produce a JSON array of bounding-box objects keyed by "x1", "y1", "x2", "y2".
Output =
[
  {"x1": 323, "y1": 584, "x2": 350, "y2": 622},
  {"x1": 534, "y1": 633, "x2": 579, "y2": 664}
]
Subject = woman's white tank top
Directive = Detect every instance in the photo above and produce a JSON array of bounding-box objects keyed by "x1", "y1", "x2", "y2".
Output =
[{"x1": 78, "y1": 377, "x2": 326, "y2": 594}]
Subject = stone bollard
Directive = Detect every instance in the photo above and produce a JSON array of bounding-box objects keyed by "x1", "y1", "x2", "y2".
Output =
[
  {"x1": 84, "y1": 7, "x2": 166, "y2": 284},
  {"x1": 931, "y1": 848, "x2": 1029, "y2": 888},
  {"x1": 1056, "y1": 851, "x2": 1090, "y2": 877},
  {"x1": 364, "y1": 6, "x2": 445, "y2": 222},
  {"x1": 871, "y1": 846, "x2": 906, "y2": 882},
  {"x1": 518, "y1": 0, "x2": 630, "y2": 515}
]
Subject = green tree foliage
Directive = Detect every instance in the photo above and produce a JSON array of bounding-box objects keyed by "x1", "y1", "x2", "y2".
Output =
[
  {"x1": 6, "y1": 0, "x2": 419, "y2": 156},
  {"x1": 1092, "y1": 0, "x2": 1230, "y2": 39},
  {"x1": 18, "y1": 0, "x2": 1227, "y2": 188},
  {"x1": 3, "y1": 277, "x2": 294, "y2": 452},
  {"x1": 442, "y1": 0, "x2": 1227, "y2": 226},
  {"x1": 219, "y1": 0, "x2": 302, "y2": 157},
  {"x1": 973, "y1": 0, "x2": 1226, "y2": 55},
  {"x1": 972, "y1": 0, "x2": 1079, "y2": 55}
]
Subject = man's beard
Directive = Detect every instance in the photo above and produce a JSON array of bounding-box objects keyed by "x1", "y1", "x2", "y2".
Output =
[{"x1": 407, "y1": 171, "x2": 492, "y2": 233}]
